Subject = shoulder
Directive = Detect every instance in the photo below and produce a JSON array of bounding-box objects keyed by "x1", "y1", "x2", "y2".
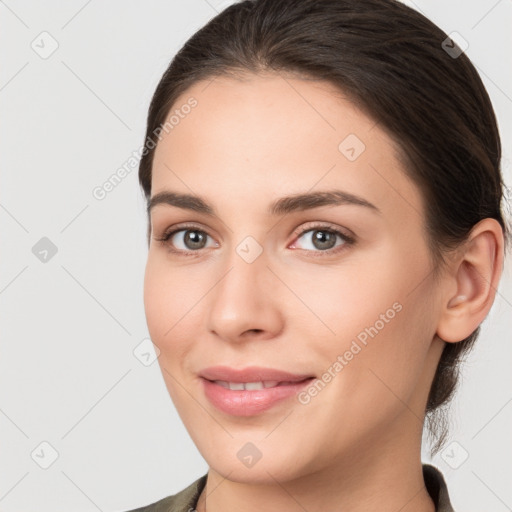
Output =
[
  {"x1": 422, "y1": 463, "x2": 455, "y2": 512},
  {"x1": 124, "y1": 473, "x2": 208, "y2": 512}
]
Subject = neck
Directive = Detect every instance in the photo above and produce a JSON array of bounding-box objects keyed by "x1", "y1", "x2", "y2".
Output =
[{"x1": 196, "y1": 414, "x2": 436, "y2": 512}]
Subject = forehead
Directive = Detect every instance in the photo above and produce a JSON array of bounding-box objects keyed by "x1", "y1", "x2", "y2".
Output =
[{"x1": 150, "y1": 73, "x2": 423, "y2": 222}]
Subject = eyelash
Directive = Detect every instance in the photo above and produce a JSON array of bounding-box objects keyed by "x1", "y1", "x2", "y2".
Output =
[{"x1": 154, "y1": 222, "x2": 356, "y2": 258}]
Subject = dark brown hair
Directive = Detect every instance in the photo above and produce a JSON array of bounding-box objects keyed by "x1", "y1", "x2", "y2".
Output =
[{"x1": 138, "y1": 0, "x2": 510, "y2": 455}]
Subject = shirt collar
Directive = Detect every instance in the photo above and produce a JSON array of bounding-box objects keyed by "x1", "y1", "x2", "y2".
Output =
[{"x1": 423, "y1": 463, "x2": 455, "y2": 511}]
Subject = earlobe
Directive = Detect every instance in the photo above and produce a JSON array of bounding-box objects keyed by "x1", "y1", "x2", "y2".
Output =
[{"x1": 436, "y1": 219, "x2": 504, "y2": 344}]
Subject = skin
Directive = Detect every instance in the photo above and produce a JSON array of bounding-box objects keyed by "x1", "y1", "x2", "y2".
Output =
[{"x1": 143, "y1": 73, "x2": 504, "y2": 512}]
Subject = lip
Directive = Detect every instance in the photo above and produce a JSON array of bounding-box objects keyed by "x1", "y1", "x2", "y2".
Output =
[
  {"x1": 199, "y1": 365, "x2": 315, "y2": 416},
  {"x1": 200, "y1": 365, "x2": 314, "y2": 383}
]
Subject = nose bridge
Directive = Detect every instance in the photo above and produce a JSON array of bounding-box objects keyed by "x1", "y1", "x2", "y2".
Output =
[
  {"x1": 213, "y1": 237, "x2": 268, "y2": 313},
  {"x1": 206, "y1": 236, "x2": 282, "y2": 340}
]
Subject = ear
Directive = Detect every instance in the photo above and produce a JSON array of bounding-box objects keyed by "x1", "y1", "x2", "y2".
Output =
[{"x1": 436, "y1": 218, "x2": 505, "y2": 343}]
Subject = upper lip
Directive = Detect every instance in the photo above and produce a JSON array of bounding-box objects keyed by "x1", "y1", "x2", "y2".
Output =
[{"x1": 200, "y1": 365, "x2": 315, "y2": 383}]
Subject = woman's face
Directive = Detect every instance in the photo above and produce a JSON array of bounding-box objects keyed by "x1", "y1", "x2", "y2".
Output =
[{"x1": 144, "y1": 73, "x2": 446, "y2": 481}]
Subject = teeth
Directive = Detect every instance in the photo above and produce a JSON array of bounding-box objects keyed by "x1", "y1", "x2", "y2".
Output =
[
  {"x1": 244, "y1": 381, "x2": 264, "y2": 390},
  {"x1": 213, "y1": 380, "x2": 281, "y2": 390}
]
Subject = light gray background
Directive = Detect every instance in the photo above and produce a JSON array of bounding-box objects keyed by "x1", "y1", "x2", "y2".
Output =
[{"x1": 0, "y1": 1, "x2": 511, "y2": 511}]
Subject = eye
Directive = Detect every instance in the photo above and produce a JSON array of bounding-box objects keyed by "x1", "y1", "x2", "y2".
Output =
[
  {"x1": 289, "y1": 223, "x2": 355, "y2": 256},
  {"x1": 154, "y1": 224, "x2": 218, "y2": 255},
  {"x1": 154, "y1": 222, "x2": 355, "y2": 257}
]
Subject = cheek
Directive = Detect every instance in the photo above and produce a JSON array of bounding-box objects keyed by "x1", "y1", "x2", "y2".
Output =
[
  {"x1": 143, "y1": 255, "x2": 197, "y2": 365},
  {"x1": 287, "y1": 251, "x2": 401, "y2": 344},
  {"x1": 143, "y1": 259, "x2": 195, "y2": 408},
  {"x1": 143, "y1": 257, "x2": 169, "y2": 341},
  {"x1": 300, "y1": 244, "x2": 435, "y2": 397},
  {"x1": 144, "y1": 253, "x2": 198, "y2": 329}
]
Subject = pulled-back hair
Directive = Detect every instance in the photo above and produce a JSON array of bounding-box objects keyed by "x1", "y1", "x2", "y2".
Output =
[{"x1": 138, "y1": 0, "x2": 510, "y2": 455}]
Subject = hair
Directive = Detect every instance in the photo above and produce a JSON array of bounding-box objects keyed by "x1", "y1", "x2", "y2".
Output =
[{"x1": 138, "y1": 0, "x2": 510, "y2": 455}]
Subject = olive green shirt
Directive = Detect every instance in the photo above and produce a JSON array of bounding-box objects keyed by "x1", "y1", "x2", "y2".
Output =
[{"x1": 127, "y1": 463, "x2": 454, "y2": 512}]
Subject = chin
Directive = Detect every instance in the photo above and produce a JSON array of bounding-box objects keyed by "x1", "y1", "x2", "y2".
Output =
[
  {"x1": 208, "y1": 460, "x2": 304, "y2": 485},
  {"x1": 195, "y1": 437, "x2": 316, "y2": 485}
]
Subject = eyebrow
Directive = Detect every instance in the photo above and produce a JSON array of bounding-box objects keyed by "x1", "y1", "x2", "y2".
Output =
[{"x1": 147, "y1": 189, "x2": 381, "y2": 217}]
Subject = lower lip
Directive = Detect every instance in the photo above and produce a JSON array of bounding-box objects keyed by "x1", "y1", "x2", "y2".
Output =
[{"x1": 201, "y1": 377, "x2": 314, "y2": 416}]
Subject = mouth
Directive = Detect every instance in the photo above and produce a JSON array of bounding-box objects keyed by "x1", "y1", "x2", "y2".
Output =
[
  {"x1": 208, "y1": 379, "x2": 313, "y2": 390},
  {"x1": 198, "y1": 366, "x2": 316, "y2": 416}
]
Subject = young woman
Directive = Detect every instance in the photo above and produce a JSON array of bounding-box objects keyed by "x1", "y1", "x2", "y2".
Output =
[{"x1": 128, "y1": 0, "x2": 509, "y2": 510}]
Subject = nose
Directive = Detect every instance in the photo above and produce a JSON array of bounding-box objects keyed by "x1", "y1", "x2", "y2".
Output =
[{"x1": 206, "y1": 245, "x2": 284, "y2": 344}]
